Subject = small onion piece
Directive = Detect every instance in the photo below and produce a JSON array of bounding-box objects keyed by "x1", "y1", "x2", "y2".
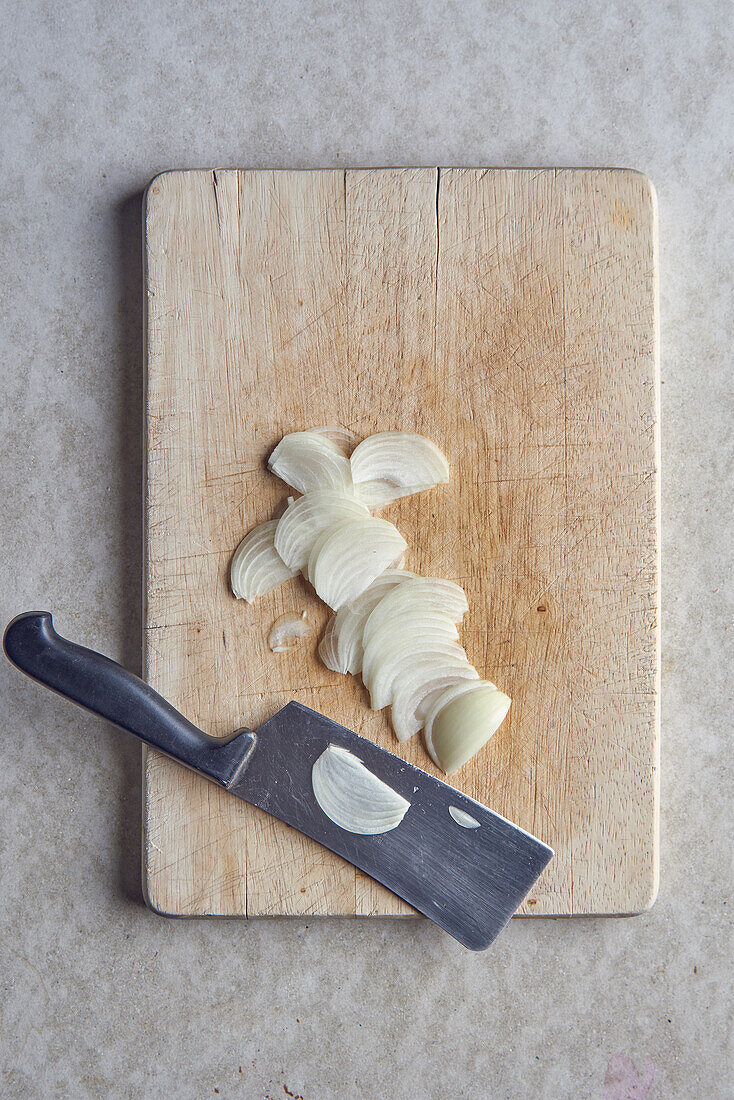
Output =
[
  {"x1": 350, "y1": 431, "x2": 450, "y2": 506},
  {"x1": 268, "y1": 431, "x2": 353, "y2": 495},
  {"x1": 424, "y1": 681, "x2": 512, "y2": 774},
  {"x1": 318, "y1": 570, "x2": 417, "y2": 675},
  {"x1": 361, "y1": 620, "x2": 462, "y2": 709},
  {"x1": 268, "y1": 611, "x2": 311, "y2": 653},
  {"x1": 361, "y1": 577, "x2": 468, "y2": 651},
  {"x1": 274, "y1": 490, "x2": 369, "y2": 571},
  {"x1": 390, "y1": 656, "x2": 480, "y2": 742},
  {"x1": 311, "y1": 744, "x2": 410, "y2": 835},
  {"x1": 307, "y1": 517, "x2": 407, "y2": 610},
  {"x1": 231, "y1": 519, "x2": 298, "y2": 603}
]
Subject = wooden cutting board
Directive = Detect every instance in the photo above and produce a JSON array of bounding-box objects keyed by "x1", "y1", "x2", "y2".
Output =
[{"x1": 143, "y1": 168, "x2": 659, "y2": 918}]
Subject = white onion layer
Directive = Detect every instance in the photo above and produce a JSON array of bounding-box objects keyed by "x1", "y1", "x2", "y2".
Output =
[
  {"x1": 424, "y1": 681, "x2": 512, "y2": 774},
  {"x1": 268, "y1": 611, "x2": 311, "y2": 653},
  {"x1": 318, "y1": 570, "x2": 417, "y2": 675},
  {"x1": 350, "y1": 432, "x2": 450, "y2": 505},
  {"x1": 230, "y1": 519, "x2": 298, "y2": 603},
  {"x1": 268, "y1": 431, "x2": 353, "y2": 495},
  {"x1": 274, "y1": 490, "x2": 369, "y2": 571},
  {"x1": 311, "y1": 744, "x2": 410, "y2": 834},
  {"x1": 307, "y1": 517, "x2": 407, "y2": 610},
  {"x1": 311, "y1": 425, "x2": 358, "y2": 454}
]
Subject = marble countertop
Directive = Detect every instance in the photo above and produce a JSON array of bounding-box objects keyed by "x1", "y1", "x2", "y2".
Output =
[{"x1": 1, "y1": 2, "x2": 731, "y2": 1097}]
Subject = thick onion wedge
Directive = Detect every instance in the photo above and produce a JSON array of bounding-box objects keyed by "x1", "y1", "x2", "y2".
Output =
[
  {"x1": 361, "y1": 620, "x2": 462, "y2": 709},
  {"x1": 350, "y1": 431, "x2": 449, "y2": 506},
  {"x1": 390, "y1": 657, "x2": 479, "y2": 742},
  {"x1": 318, "y1": 570, "x2": 417, "y2": 675},
  {"x1": 274, "y1": 490, "x2": 369, "y2": 571},
  {"x1": 230, "y1": 519, "x2": 298, "y2": 603},
  {"x1": 361, "y1": 577, "x2": 468, "y2": 651},
  {"x1": 307, "y1": 517, "x2": 407, "y2": 610},
  {"x1": 311, "y1": 744, "x2": 410, "y2": 834},
  {"x1": 424, "y1": 681, "x2": 511, "y2": 774},
  {"x1": 268, "y1": 431, "x2": 353, "y2": 495}
]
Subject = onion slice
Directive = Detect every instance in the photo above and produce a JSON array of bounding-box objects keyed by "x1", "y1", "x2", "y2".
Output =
[
  {"x1": 268, "y1": 431, "x2": 353, "y2": 495},
  {"x1": 311, "y1": 744, "x2": 410, "y2": 834},
  {"x1": 361, "y1": 577, "x2": 468, "y2": 651},
  {"x1": 311, "y1": 425, "x2": 358, "y2": 454},
  {"x1": 423, "y1": 681, "x2": 512, "y2": 774},
  {"x1": 318, "y1": 570, "x2": 417, "y2": 675},
  {"x1": 350, "y1": 431, "x2": 450, "y2": 506},
  {"x1": 390, "y1": 656, "x2": 480, "y2": 742},
  {"x1": 274, "y1": 489, "x2": 369, "y2": 571},
  {"x1": 307, "y1": 517, "x2": 407, "y2": 610},
  {"x1": 230, "y1": 519, "x2": 298, "y2": 603},
  {"x1": 361, "y1": 620, "x2": 463, "y2": 710},
  {"x1": 268, "y1": 611, "x2": 311, "y2": 653}
]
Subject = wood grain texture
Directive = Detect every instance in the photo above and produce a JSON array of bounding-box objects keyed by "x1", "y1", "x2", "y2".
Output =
[{"x1": 143, "y1": 168, "x2": 659, "y2": 918}]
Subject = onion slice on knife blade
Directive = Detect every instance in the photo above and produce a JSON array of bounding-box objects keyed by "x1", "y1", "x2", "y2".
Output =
[
  {"x1": 274, "y1": 489, "x2": 370, "y2": 571},
  {"x1": 318, "y1": 569, "x2": 417, "y2": 675},
  {"x1": 423, "y1": 681, "x2": 511, "y2": 774},
  {"x1": 311, "y1": 744, "x2": 410, "y2": 835},
  {"x1": 350, "y1": 431, "x2": 450, "y2": 506},
  {"x1": 268, "y1": 431, "x2": 353, "y2": 495},
  {"x1": 307, "y1": 516, "x2": 407, "y2": 610},
  {"x1": 230, "y1": 519, "x2": 299, "y2": 603}
]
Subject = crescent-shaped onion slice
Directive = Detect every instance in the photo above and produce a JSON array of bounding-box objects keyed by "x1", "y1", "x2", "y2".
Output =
[
  {"x1": 361, "y1": 577, "x2": 468, "y2": 651},
  {"x1": 318, "y1": 569, "x2": 417, "y2": 674},
  {"x1": 307, "y1": 517, "x2": 407, "y2": 610},
  {"x1": 350, "y1": 431, "x2": 449, "y2": 506},
  {"x1": 361, "y1": 620, "x2": 462, "y2": 710},
  {"x1": 311, "y1": 425, "x2": 358, "y2": 454},
  {"x1": 274, "y1": 489, "x2": 370, "y2": 571},
  {"x1": 268, "y1": 431, "x2": 353, "y2": 495},
  {"x1": 230, "y1": 518, "x2": 299, "y2": 603},
  {"x1": 311, "y1": 744, "x2": 410, "y2": 834},
  {"x1": 423, "y1": 681, "x2": 512, "y2": 774}
]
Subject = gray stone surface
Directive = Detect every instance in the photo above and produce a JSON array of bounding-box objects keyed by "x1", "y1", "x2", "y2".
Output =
[{"x1": 1, "y1": 1, "x2": 732, "y2": 1097}]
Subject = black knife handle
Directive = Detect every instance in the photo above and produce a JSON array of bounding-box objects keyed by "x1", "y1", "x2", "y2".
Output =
[{"x1": 3, "y1": 612, "x2": 254, "y2": 785}]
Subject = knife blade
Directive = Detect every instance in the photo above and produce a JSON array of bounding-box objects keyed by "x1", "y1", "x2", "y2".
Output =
[{"x1": 3, "y1": 612, "x2": 553, "y2": 950}]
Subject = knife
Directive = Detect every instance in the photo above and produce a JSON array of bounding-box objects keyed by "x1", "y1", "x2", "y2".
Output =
[{"x1": 3, "y1": 611, "x2": 552, "y2": 950}]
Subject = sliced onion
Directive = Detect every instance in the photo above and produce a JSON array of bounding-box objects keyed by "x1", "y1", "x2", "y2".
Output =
[
  {"x1": 448, "y1": 806, "x2": 481, "y2": 829},
  {"x1": 268, "y1": 431, "x2": 353, "y2": 495},
  {"x1": 390, "y1": 656, "x2": 479, "y2": 742},
  {"x1": 230, "y1": 519, "x2": 298, "y2": 603},
  {"x1": 268, "y1": 611, "x2": 311, "y2": 653},
  {"x1": 318, "y1": 569, "x2": 417, "y2": 675},
  {"x1": 350, "y1": 432, "x2": 450, "y2": 505},
  {"x1": 424, "y1": 681, "x2": 512, "y2": 774},
  {"x1": 307, "y1": 517, "x2": 407, "y2": 610},
  {"x1": 361, "y1": 620, "x2": 462, "y2": 709},
  {"x1": 361, "y1": 577, "x2": 468, "y2": 651},
  {"x1": 274, "y1": 489, "x2": 369, "y2": 571},
  {"x1": 311, "y1": 425, "x2": 358, "y2": 454},
  {"x1": 311, "y1": 744, "x2": 410, "y2": 834}
]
